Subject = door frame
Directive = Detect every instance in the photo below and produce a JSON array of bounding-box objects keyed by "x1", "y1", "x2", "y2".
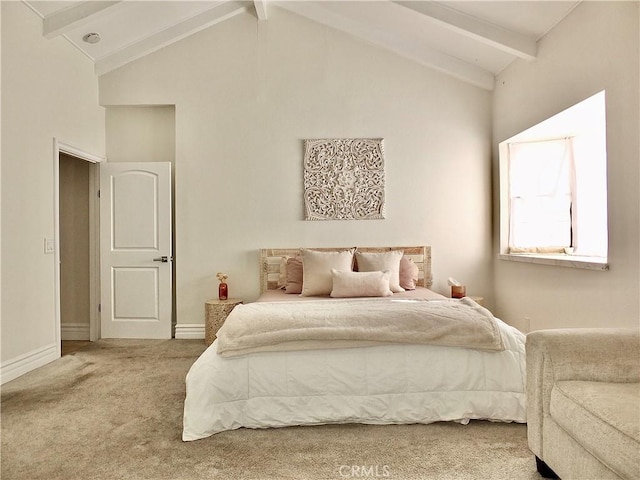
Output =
[{"x1": 53, "y1": 139, "x2": 105, "y2": 355}]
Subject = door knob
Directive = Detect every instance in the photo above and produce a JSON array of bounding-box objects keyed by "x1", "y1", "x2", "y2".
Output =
[{"x1": 153, "y1": 256, "x2": 170, "y2": 263}]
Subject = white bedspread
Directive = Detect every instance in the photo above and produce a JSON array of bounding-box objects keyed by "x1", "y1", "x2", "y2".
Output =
[{"x1": 183, "y1": 312, "x2": 526, "y2": 441}]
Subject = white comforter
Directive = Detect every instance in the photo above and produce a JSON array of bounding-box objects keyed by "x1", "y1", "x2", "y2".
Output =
[{"x1": 183, "y1": 299, "x2": 526, "y2": 441}]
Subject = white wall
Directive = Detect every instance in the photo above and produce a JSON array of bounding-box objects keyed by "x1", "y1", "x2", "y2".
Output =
[
  {"x1": 99, "y1": 7, "x2": 494, "y2": 332},
  {"x1": 106, "y1": 106, "x2": 176, "y2": 164},
  {"x1": 1, "y1": 2, "x2": 105, "y2": 382},
  {"x1": 492, "y1": 1, "x2": 639, "y2": 332}
]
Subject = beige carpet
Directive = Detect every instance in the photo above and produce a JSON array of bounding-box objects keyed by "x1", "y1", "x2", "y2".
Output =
[{"x1": 1, "y1": 340, "x2": 539, "y2": 480}]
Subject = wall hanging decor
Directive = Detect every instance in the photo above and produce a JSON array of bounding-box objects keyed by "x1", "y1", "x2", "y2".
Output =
[{"x1": 303, "y1": 138, "x2": 386, "y2": 220}]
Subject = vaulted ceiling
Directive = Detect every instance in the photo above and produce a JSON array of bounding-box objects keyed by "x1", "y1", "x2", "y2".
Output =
[{"x1": 24, "y1": 1, "x2": 580, "y2": 90}]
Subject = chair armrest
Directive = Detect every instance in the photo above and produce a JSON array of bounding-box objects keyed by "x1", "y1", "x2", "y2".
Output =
[
  {"x1": 528, "y1": 328, "x2": 639, "y2": 382},
  {"x1": 526, "y1": 328, "x2": 639, "y2": 457}
]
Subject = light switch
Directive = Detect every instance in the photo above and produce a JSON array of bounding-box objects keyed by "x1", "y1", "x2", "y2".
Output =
[{"x1": 44, "y1": 237, "x2": 54, "y2": 254}]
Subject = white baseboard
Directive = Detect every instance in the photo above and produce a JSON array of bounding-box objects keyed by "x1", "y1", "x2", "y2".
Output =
[
  {"x1": 1, "y1": 343, "x2": 59, "y2": 385},
  {"x1": 174, "y1": 323, "x2": 205, "y2": 339},
  {"x1": 61, "y1": 323, "x2": 90, "y2": 341}
]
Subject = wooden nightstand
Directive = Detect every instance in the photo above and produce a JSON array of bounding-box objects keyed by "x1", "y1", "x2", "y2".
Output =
[
  {"x1": 205, "y1": 298, "x2": 242, "y2": 346},
  {"x1": 468, "y1": 296, "x2": 485, "y2": 307}
]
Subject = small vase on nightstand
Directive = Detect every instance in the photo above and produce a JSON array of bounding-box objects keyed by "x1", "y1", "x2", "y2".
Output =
[
  {"x1": 216, "y1": 272, "x2": 229, "y2": 301},
  {"x1": 218, "y1": 282, "x2": 228, "y2": 301}
]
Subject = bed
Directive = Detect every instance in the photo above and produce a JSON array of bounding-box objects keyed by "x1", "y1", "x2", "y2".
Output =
[{"x1": 183, "y1": 246, "x2": 526, "y2": 441}]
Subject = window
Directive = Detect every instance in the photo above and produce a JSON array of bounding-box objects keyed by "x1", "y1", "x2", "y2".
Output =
[
  {"x1": 508, "y1": 138, "x2": 573, "y2": 252},
  {"x1": 499, "y1": 91, "x2": 608, "y2": 269}
]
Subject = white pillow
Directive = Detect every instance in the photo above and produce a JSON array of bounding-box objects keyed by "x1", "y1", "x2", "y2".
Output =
[
  {"x1": 330, "y1": 270, "x2": 392, "y2": 298},
  {"x1": 355, "y1": 250, "x2": 405, "y2": 293},
  {"x1": 301, "y1": 249, "x2": 355, "y2": 296}
]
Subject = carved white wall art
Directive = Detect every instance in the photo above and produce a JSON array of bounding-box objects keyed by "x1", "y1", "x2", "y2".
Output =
[{"x1": 303, "y1": 138, "x2": 386, "y2": 220}]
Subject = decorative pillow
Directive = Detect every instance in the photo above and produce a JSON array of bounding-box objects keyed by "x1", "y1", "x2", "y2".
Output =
[
  {"x1": 399, "y1": 255, "x2": 419, "y2": 290},
  {"x1": 355, "y1": 250, "x2": 405, "y2": 292},
  {"x1": 330, "y1": 270, "x2": 393, "y2": 298},
  {"x1": 284, "y1": 257, "x2": 303, "y2": 294},
  {"x1": 301, "y1": 248, "x2": 355, "y2": 296}
]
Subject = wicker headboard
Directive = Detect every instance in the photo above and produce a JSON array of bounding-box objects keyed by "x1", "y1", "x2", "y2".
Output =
[{"x1": 259, "y1": 246, "x2": 432, "y2": 293}]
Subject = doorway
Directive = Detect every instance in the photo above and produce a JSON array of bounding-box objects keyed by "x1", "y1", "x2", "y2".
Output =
[
  {"x1": 59, "y1": 154, "x2": 92, "y2": 354},
  {"x1": 54, "y1": 140, "x2": 104, "y2": 358}
]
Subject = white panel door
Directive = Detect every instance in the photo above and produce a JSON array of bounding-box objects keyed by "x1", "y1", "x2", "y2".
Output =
[{"x1": 100, "y1": 162, "x2": 172, "y2": 338}]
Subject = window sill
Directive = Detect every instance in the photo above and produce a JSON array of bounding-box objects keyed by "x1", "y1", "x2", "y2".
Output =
[{"x1": 498, "y1": 253, "x2": 609, "y2": 271}]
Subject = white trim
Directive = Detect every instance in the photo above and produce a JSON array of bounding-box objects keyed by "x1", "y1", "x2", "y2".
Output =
[
  {"x1": 54, "y1": 139, "x2": 106, "y2": 353},
  {"x1": 88, "y1": 159, "x2": 101, "y2": 341},
  {"x1": 498, "y1": 253, "x2": 609, "y2": 271},
  {"x1": 57, "y1": 141, "x2": 105, "y2": 164},
  {"x1": 175, "y1": 324, "x2": 205, "y2": 339},
  {"x1": 61, "y1": 323, "x2": 91, "y2": 341},
  {"x1": 1, "y1": 343, "x2": 58, "y2": 385}
]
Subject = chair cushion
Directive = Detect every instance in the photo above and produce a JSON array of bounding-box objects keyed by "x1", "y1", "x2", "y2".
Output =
[{"x1": 550, "y1": 380, "x2": 640, "y2": 479}]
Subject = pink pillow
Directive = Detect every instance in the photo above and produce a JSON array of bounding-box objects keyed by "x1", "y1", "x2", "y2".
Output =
[
  {"x1": 399, "y1": 256, "x2": 419, "y2": 290},
  {"x1": 330, "y1": 270, "x2": 393, "y2": 298},
  {"x1": 284, "y1": 257, "x2": 303, "y2": 294}
]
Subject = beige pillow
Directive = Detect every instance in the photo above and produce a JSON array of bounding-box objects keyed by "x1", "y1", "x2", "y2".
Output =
[
  {"x1": 355, "y1": 250, "x2": 405, "y2": 293},
  {"x1": 330, "y1": 270, "x2": 392, "y2": 298},
  {"x1": 301, "y1": 249, "x2": 355, "y2": 296},
  {"x1": 399, "y1": 256, "x2": 419, "y2": 290},
  {"x1": 284, "y1": 257, "x2": 303, "y2": 294}
]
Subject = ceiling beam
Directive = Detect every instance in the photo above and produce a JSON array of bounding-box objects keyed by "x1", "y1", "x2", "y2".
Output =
[
  {"x1": 276, "y1": 1, "x2": 495, "y2": 90},
  {"x1": 254, "y1": 0, "x2": 268, "y2": 21},
  {"x1": 43, "y1": 1, "x2": 122, "y2": 39},
  {"x1": 394, "y1": 1, "x2": 537, "y2": 61},
  {"x1": 96, "y1": 1, "x2": 249, "y2": 76}
]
